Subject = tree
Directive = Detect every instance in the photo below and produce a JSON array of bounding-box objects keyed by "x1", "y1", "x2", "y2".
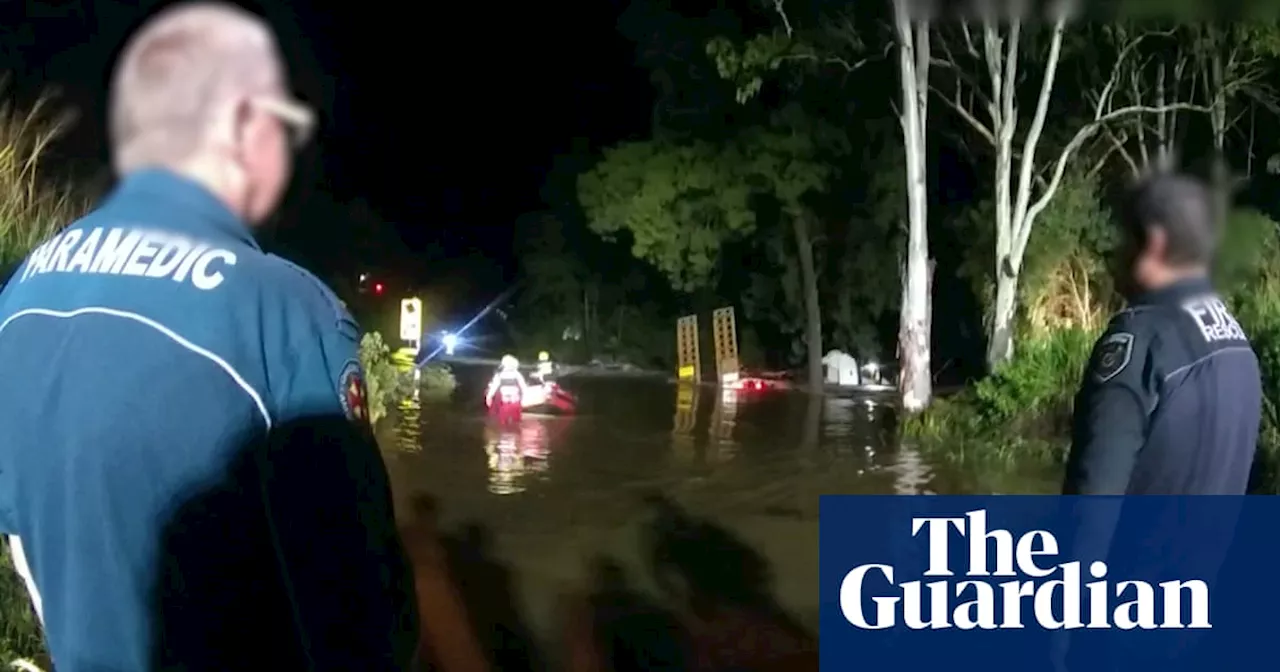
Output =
[
  {"x1": 890, "y1": 0, "x2": 933, "y2": 412},
  {"x1": 932, "y1": 14, "x2": 1198, "y2": 368},
  {"x1": 706, "y1": 0, "x2": 935, "y2": 409},
  {"x1": 1085, "y1": 23, "x2": 1278, "y2": 186},
  {"x1": 577, "y1": 116, "x2": 843, "y2": 390},
  {"x1": 831, "y1": 120, "x2": 907, "y2": 359},
  {"x1": 1189, "y1": 23, "x2": 1280, "y2": 217},
  {"x1": 739, "y1": 112, "x2": 847, "y2": 390},
  {"x1": 513, "y1": 212, "x2": 590, "y2": 352},
  {"x1": 578, "y1": 140, "x2": 754, "y2": 293}
]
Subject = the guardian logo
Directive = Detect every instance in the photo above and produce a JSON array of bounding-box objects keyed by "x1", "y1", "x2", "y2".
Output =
[{"x1": 839, "y1": 510, "x2": 1210, "y2": 631}]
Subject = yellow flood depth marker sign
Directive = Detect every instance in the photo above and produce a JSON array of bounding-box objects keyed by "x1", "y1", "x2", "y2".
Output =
[
  {"x1": 400, "y1": 297, "x2": 423, "y2": 352},
  {"x1": 712, "y1": 306, "x2": 739, "y2": 386},
  {"x1": 676, "y1": 314, "x2": 700, "y2": 382}
]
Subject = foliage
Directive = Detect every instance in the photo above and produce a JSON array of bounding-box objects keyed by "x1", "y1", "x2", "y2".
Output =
[
  {"x1": 359, "y1": 332, "x2": 457, "y2": 424},
  {"x1": 580, "y1": 106, "x2": 849, "y2": 365},
  {"x1": 958, "y1": 172, "x2": 1117, "y2": 337},
  {"x1": 358, "y1": 332, "x2": 399, "y2": 426},
  {"x1": 913, "y1": 207, "x2": 1280, "y2": 494},
  {"x1": 1217, "y1": 209, "x2": 1280, "y2": 492},
  {"x1": 510, "y1": 212, "x2": 675, "y2": 368},
  {"x1": 578, "y1": 140, "x2": 755, "y2": 292},
  {"x1": 905, "y1": 327, "x2": 1095, "y2": 464},
  {"x1": 1, "y1": 539, "x2": 43, "y2": 667},
  {"x1": 707, "y1": 32, "x2": 798, "y2": 104},
  {"x1": 826, "y1": 121, "x2": 905, "y2": 359},
  {"x1": 735, "y1": 110, "x2": 848, "y2": 357},
  {"x1": 417, "y1": 363, "x2": 457, "y2": 398},
  {"x1": 0, "y1": 93, "x2": 85, "y2": 275},
  {"x1": 705, "y1": 4, "x2": 873, "y2": 105}
]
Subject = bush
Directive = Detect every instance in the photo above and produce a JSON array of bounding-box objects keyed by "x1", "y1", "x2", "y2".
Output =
[
  {"x1": 905, "y1": 328, "x2": 1096, "y2": 465},
  {"x1": 358, "y1": 331, "x2": 404, "y2": 425},
  {"x1": 1218, "y1": 208, "x2": 1280, "y2": 493},
  {"x1": 359, "y1": 332, "x2": 457, "y2": 424},
  {"x1": 417, "y1": 362, "x2": 457, "y2": 397}
]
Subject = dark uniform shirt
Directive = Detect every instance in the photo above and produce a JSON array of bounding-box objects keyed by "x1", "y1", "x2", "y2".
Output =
[
  {"x1": 1064, "y1": 276, "x2": 1261, "y2": 494},
  {"x1": 0, "y1": 170, "x2": 417, "y2": 671}
]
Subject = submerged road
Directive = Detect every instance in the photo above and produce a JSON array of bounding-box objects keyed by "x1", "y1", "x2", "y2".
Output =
[{"x1": 378, "y1": 366, "x2": 1059, "y2": 656}]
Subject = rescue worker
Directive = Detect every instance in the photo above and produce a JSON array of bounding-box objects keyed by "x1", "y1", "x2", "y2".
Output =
[
  {"x1": 486, "y1": 354, "x2": 528, "y2": 423},
  {"x1": 533, "y1": 349, "x2": 554, "y2": 384},
  {"x1": 0, "y1": 4, "x2": 420, "y2": 671},
  {"x1": 1064, "y1": 173, "x2": 1261, "y2": 495}
]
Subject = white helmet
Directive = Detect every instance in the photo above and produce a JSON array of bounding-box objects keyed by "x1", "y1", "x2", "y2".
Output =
[{"x1": 501, "y1": 354, "x2": 519, "y2": 370}]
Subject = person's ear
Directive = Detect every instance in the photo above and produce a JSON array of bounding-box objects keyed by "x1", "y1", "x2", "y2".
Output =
[
  {"x1": 231, "y1": 98, "x2": 255, "y2": 157},
  {"x1": 1145, "y1": 226, "x2": 1168, "y2": 262}
]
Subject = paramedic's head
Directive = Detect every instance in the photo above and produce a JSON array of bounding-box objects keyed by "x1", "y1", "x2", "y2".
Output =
[
  {"x1": 108, "y1": 2, "x2": 314, "y2": 225},
  {"x1": 1114, "y1": 173, "x2": 1217, "y2": 296}
]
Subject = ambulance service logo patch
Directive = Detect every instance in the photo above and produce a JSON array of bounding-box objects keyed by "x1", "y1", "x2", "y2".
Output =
[
  {"x1": 338, "y1": 360, "x2": 368, "y2": 424},
  {"x1": 1092, "y1": 332, "x2": 1134, "y2": 383}
]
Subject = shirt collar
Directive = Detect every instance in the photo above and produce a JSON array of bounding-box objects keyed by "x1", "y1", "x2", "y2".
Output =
[
  {"x1": 105, "y1": 168, "x2": 260, "y2": 250},
  {"x1": 1130, "y1": 275, "x2": 1214, "y2": 307}
]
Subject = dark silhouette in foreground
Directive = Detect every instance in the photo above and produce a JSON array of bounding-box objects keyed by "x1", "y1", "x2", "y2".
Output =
[
  {"x1": 148, "y1": 415, "x2": 812, "y2": 672},
  {"x1": 439, "y1": 522, "x2": 545, "y2": 672},
  {"x1": 640, "y1": 495, "x2": 816, "y2": 671},
  {"x1": 582, "y1": 557, "x2": 692, "y2": 672},
  {"x1": 150, "y1": 414, "x2": 419, "y2": 671}
]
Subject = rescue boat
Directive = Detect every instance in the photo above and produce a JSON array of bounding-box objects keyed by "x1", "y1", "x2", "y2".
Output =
[{"x1": 519, "y1": 381, "x2": 577, "y2": 414}]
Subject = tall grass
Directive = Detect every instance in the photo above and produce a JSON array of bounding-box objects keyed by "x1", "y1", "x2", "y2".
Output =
[
  {"x1": 0, "y1": 91, "x2": 88, "y2": 668},
  {"x1": 0, "y1": 95, "x2": 82, "y2": 269}
]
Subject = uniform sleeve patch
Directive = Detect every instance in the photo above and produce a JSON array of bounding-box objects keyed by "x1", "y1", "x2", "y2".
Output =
[
  {"x1": 1092, "y1": 332, "x2": 1134, "y2": 383},
  {"x1": 338, "y1": 359, "x2": 369, "y2": 424}
]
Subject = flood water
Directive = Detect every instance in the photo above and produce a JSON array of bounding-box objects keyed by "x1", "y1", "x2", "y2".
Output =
[{"x1": 379, "y1": 366, "x2": 1057, "y2": 643}]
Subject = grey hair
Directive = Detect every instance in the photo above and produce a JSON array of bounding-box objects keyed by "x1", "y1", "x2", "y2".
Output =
[{"x1": 108, "y1": 2, "x2": 282, "y2": 173}]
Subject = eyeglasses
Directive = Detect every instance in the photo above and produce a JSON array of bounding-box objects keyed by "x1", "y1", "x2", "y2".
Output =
[{"x1": 253, "y1": 96, "x2": 316, "y2": 148}]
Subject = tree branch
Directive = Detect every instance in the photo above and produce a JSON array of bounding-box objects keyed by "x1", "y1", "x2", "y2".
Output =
[
  {"x1": 1009, "y1": 15, "x2": 1064, "y2": 256},
  {"x1": 1017, "y1": 101, "x2": 1209, "y2": 262},
  {"x1": 930, "y1": 82, "x2": 997, "y2": 146}
]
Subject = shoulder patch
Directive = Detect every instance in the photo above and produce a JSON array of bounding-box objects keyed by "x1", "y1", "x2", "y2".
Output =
[
  {"x1": 1092, "y1": 332, "x2": 1134, "y2": 383},
  {"x1": 338, "y1": 359, "x2": 370, "y2": 425}
]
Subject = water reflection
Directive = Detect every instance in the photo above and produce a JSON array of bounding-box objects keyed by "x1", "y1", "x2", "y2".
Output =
[
  {"x1": 392, "y1": 393, "x2": 423, "y2": 453},
  {"x1": 379, "y1": 367, "x2": 1063, "y2": 646},
  {"x1": 708, "y1": 388, "x2": 739, "y2": 464},
  {"x1": 671, "y1": 384, "x2": 699, "y2": 465},
  {"x1": 483, "y1": 420, "x2": 552, "y2": 495}
]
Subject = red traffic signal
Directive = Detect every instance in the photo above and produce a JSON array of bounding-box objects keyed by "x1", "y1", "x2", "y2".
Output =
[{"x1": 374, "y1": 283, "x2": 384, "y2": 295}]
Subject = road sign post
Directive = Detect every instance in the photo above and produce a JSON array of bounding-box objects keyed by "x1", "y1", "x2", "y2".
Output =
[{"x1": 400, "y1": 298, "x2": 423, "y2": 353}]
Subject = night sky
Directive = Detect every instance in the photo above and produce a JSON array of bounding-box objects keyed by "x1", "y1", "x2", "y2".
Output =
[{"x1": 0, "y1": 0, "x2": 654, "y2": 312}]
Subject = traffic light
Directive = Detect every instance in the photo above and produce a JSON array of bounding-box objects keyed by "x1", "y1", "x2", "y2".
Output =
[{"x1": 374, "y1": 282, "x2": 384, "y2": 295}]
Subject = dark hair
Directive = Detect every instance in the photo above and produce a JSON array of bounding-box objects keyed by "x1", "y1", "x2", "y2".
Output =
[{"x1": 1119, "y1": 173, "x2": 1217, "y2": 265}]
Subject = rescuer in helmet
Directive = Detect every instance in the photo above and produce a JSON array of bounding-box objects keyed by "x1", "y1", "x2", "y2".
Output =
[
  {"x1": 532, "y1": 350, "x2": 555, "y2": 384},
  {"x1": 486, "y1": 354, "x2": 528, "y2": 423}
]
